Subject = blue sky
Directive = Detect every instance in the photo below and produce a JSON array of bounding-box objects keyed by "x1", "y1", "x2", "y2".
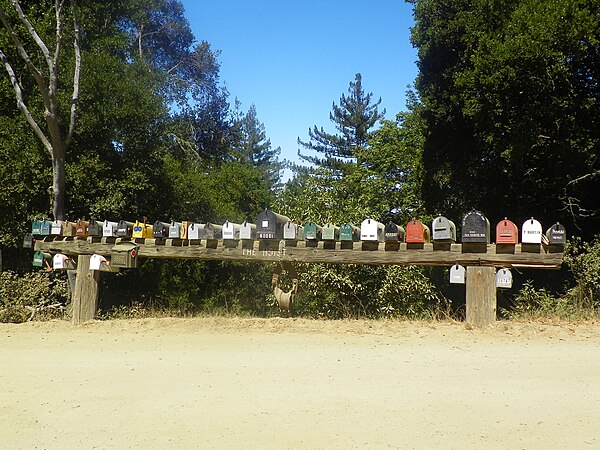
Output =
[{"x1": 180, "y1": 1, "x2": 418, "y2": 167}]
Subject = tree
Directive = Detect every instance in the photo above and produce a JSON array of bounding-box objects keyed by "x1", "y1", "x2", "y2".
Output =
[
  {"x1": 298, "y1": 73, "x2": 385, "y2": 178},
  {"x1": 0, "y1": 0, "x2": 81, "y2": 220},
  {"x1": 411, "y1": 0, "x2": 600, "y2": 235}
]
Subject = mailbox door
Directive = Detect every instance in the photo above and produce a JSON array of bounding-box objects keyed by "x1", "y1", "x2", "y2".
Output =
[
  {"x1": 111, "y1": 242, "x2": 139, "y2": 268},
  {"x1": 546, "y1": 223, "x2": 566, "y2": 245},
  {"x1": 240, "y1": 221, "x2": 256, "y2": 240},
  {"x1": 50, "y1": 221, "x2": 63, "y2": 236},
  {"x1": 432, "y1": 216, "x2": 456, "y2": 242},
  {"x1": 462, "y1": 211, "x2": 490, "y2": 243},
  {"x1": 87, "y1": 220, "x2": 101, "y2": 237},
  {"x1": 169, "y1": 222, "x2": 182, "y2": 238},
  {"x1": 522, "y1": 218, "x2": 542, "y2": 244},
  {"x1": 283, "y1": 222, "x2": 298, "y2": 240},
  {"x1": 406, "y1": 219, "x2": 425, "y2": 244},
  {"x1": 496, "y1": 218, "x2": 518, "y2": 244},
  {"x1": 257, "y1": 210, "x2": 277, "y2": 239}
]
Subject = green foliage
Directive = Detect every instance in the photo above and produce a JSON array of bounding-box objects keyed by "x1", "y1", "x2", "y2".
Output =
[
  {"x1": 504, "y1": 280, "x2": 577, "y2": 320},
  {"x1": 0, "y1": 270, "x2": 70, "y2": 323},
  {"x1": 564, "y1": 236, "x2": 600, "y2": 310}
]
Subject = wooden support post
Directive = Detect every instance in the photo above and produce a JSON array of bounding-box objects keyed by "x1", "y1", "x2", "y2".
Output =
[
  {"x1": 466, "y1": 266, "x2": 496, "y2": 327},
  {"x1": 72, "y1": 255, "x2": 100, "y2": 324}
]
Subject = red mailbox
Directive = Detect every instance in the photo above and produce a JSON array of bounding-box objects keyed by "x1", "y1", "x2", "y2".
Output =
[
  {"x1": 406, "y1": 219, "x2": 431, "y2": 244},
  {"x1": 496, "y1": 218, "x2": 518, "y2": 244}
]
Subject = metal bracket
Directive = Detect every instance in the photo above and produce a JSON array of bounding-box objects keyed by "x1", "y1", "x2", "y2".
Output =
[{"x1": 271, "y1": 261, "x2": 299, "y2": 312}]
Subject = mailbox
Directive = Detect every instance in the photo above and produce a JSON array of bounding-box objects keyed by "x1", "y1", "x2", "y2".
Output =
[
  {"x1": 339, "y1": 223, "x2": 360, "y2": 241},
  {"x1": 406, "y1": 219, "x2": 431, "y2": 244},
  {"x1": 449, "y1": 264, "x2": 466, "y2": 284},
  {"x1": 90, "y1": 254, "x2": 108, "y2": 271},
  {"x1": 53, "y1": 253, "x2": 75, "y2": 270},
  {"x1": 283, "y1": 221, "x2": 304, "y2": 240},
  {"x1": 132, "y1": 220, "x2": 153, "y2": 238},
  {"x1": 111, "y1": 242, "x2": 139, "y2": 268},
  {"x1": 39, "y1": 220, "x2": 51, "y2": 236},
  {"x1": 23, "y1": 233, "x2": 34, "y2": 248},
  {"x1": 384, "y1": 222, "x2": 405, "y2": 242},
  {"x1": 322, "y1": 224, "x2": 340, "y2": 241},
  {"x1": 203, "y1": 222, "x2": 223, "y2": 240},
  {"x1": 31, "y1": 220, "x2": 43, "y2": 236},
  {"x1": 62, "y1": 221, "x2": 76, "y2": 237},
  {"x1": 432, "y1": 216, "x2": 456, "y2": 242},
  {"x1": 50, "y1": 220, "x2": 63, "y2": 236},
  {"x1": 256, "y1": 209, "x2": 289, "y2": 240},
  {"x1": 223, "y1": 221, "x2": 241, "y2": 240},
  {"x1": 360, "y1": 219, "x2": 385, "y2": 242},
  {"x1": 180, "y1": 221, "x2": 190, "y2": 239},
  {"x1": 169, "y1": 221, "x2": 182, "y2": 239},
  {"x1": 462, "y1": 211, "x2": 490, "y2": 243},
  {"x1": 496, "y1": 218, "x2": 519, "y2": 244},
  {"x1": 152, "y1": 221, "x2": 170, "y2": 238},
  {"x1": 187, "y1": 222, "x2": 204, "y2": 240},
  {"x1": 496, "y1": 268, "x2": 513, "y2": 288},
  {"x1": 545, "y1": 222, "x2": 566, "y2": 245},
  {"x1": 32, "y1": 251, "x2": 51, "y2": 268},
  {"x1": 102, "y1": 220, "x2": 118, "y2": 237},
  {"x1": 240, "y1": 221, "x2": 257, "y2": 240},
  {"x1": 304, "y1": 221, "x2": 323, "y2": 241},
  {"x1": 87, "y1": 219, "x2": 101, "y2": 237},
  {"x1": 75, "y1": 220, "x2": 88, "y2": 237},
  {"x1": 116, "y1": 220, "x2": 134, "y2": 238},
  {"x1": 521, "y1": 217, "x2": 542, "y2": 244}
]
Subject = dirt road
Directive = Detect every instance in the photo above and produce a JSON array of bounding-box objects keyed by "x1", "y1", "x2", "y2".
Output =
[{"x1": 1, "y1": 318, "x2": 599, "y2": 449}]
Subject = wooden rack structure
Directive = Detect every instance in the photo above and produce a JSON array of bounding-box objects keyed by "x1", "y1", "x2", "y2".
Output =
[{"x1": 34, "y1": 236, "x2": 564, "y2": 326}]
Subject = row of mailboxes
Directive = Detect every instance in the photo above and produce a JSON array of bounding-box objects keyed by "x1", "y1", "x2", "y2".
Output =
[{"x1": 30, "y1": 212, "x2": 566, "y2": 246}]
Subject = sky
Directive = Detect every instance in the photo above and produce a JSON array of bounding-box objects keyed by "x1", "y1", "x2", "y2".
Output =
[{"x1": 179, "y1": 1, "x2": 419, "y2": 168}]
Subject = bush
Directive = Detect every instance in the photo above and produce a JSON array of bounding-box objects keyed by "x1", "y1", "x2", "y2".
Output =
[
  {"x1": 564, "y1": 236, "x2": 600, "y2": 310},
  {"x1": 0, "y1": 270, "x2": 70, "y2": 323}
]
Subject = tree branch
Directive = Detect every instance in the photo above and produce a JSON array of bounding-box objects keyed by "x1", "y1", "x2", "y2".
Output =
[
  {"x1": 0, "y1": 47, "x2": 53, "y2": 154},
  {"x1": 65, "y1": 0, "x2": 80, "y2": 147},
  {"x1": 11, "y1": 0, "x2": 54, "y2": 73}
]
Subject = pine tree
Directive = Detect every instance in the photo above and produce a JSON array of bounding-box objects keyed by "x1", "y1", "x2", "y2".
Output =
[{"x1": 298, "y1": 73, "x2": 385, "y2": 177}]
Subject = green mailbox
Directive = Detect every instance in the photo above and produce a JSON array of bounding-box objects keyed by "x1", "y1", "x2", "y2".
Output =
[
  {"x1": 111, "y1": 242, "x2": 139, "y2": 268},
  {"x1": 339, "y1": 223, "x2": 359, "y2": 241},
  {"x1": 304, "y1": 222, "x2": 322, "y2": 241},
  {"x1": 322, "y1": 224, "x2": 340, "y2": 241},
  {"x1": 32, "y1": 251, "x2": 51, "y2": 268}
]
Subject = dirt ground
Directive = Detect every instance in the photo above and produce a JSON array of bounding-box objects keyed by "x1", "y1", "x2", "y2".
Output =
[{"x1": 1, "y1": 318, "x2": 599, "y2": 449}]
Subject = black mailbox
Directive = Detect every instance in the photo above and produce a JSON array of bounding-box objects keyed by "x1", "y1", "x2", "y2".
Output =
[
  {"x1": 116, "y1": 220, "x2": 134, "y2": 238},
  {"x1": 545, "y1": 222, "x2": 566, "y2": 245},
  {"x1": 384, "y1": 222, "x2": 405, "y2": 242},
  {"x1": 462, "y1": 211, "x2": 490, "y2": 243},
  {"x1": 256, "y1": 209, "x2": 290, "y2": 240},
  {"x1": 152, "y1": 221, "x2": 170, "y2": 238},
  {"x1": 87, "y1": 219, "x2": 101, "y2": 237}
]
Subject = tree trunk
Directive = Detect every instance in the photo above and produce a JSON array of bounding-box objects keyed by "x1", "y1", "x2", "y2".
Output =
[{"x1": 51, "y1": 146, "x2": 65, "y2": 221}]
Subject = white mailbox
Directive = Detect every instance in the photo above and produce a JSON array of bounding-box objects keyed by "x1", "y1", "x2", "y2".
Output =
[
  {"x1": 496, "y1": 268, "x2": 513, "y2": 288},
  {"x1": 52, "y1": 253, "x2": 74, "y2": 270},
  {"x1": 449, "y1": 264, "x2": 466, "y2": 284},
  {"x1": 187, "y1": 222, "x2": 204, "y2": 240},
  {"x1": 102, "y1": 220, "x2": 118, "y2": 237},
  {"x1": 360, "y1": 218, "x2": 385, "y2": 242},
  {"x1": 240, "y1": 221, "x2": 256, "y2": 240},
  {"x1": 222, "y1": 221, "x2": 240, "y2": 240},
  {"x1": 89, "y1": 254, "x2": 108, "y2": 271},
  {"x1": 50, "y1": 220, "x2": 63, "y2": 236},
  {"x1": 283, "y1": 221, "x2": 303, "y2": 240},
  {"x1": 432, "y1": 216, "x2": 457, "y2": 242},
  {"x1": 521, "y1": 218, "x2": 542, "y2": 244}
]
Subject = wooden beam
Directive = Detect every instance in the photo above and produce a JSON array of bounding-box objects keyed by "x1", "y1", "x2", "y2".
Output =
[
  {"x1": 72, "y1": 255, "x2": 99, "y2": 324},
  {"x1": 34, "y1": 238, "x2": 564, "y2": 269},
  {"x1": 466, "y1": 266, "x2": 497, "y2": 327}
]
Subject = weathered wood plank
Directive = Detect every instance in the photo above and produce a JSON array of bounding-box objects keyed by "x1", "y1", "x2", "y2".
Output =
[
  {"x1": 72, "y1": 255, "x2": 100, "y2": 324},
  {"x1": 34, "y1": 238, "x2": 563, "y2": 268},
  {"x1": 466, "y1": 266, "x2": 497, "y2": 327}
]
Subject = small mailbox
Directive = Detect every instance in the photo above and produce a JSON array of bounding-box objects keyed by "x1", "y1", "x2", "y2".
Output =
[
  {"x1": 304, "y1": 222, "x2": 323, "y2": 241},
  {"x1": 102, "y1": 220, "x2": 118, "y2": 237},
  {"x1": 384, "y1": 222, "x2": 405, "y2": 242},
  {"x1": 61, "y1": 221, "x2": 76, "y2": 237},
  {"x1": 496, "y1": 268, "x2": 513, "y2": 288},
  {"x1": 339, "y1": 223, "x2": 360, "y2": 241},
  {"x1": 152, "y1": 221, "x2": 170, "y2": 238},
  {"x1": 449, "y1": 264, "x2": 466, "y2": 284},
  {"x1": 406, "y1": 219, "x2": 431, "y2": 244},
  {"x1": 222, "y1": 221, "x2": 241, "y2": 240},
  {"x1": 322, "y1": 224, "x2": 340, "y2": 241},
  {"x1": 53, "y1": 253, "x2": 75, "y2": 270},
  {"x1": 50, "y1": 220, "x2": 63, "y2": 236},
  {"x1": 240, "y1": 221, "x2": 257, "y2": 240},
  {"x1": 283, "y1": 221, "x2": 304, "y2": 240},
  {"x1": 75, "y1": 220, "x2": 88, "y2": 237},
  {"x1": 462, "y1": 211, "x2": 490, "y2": 243},
  {"x1": 360, "y1": 219, "x2": 385, "y2": 242},
  {"x1": 132, "y1": 220, "x2": 153, "y2": 238},
  {"x1": 168, "y1": 221, "x2": 182, "y2": 239},
  {"x1": 111, "y1": 242, "x2": 139, "y2": 268},
  {"x1": 31, "y1": 220, "x2": 43, "y2": 236},
  {"x1": 545, "y1": 222, "x2": 566, "y2": 245},
  {"x1": 203, "y1": 223, "x2": 223, "y2": 240},
  {"x1": 32, "y1": 251, "x2": 51, "y2": 268},
  {"x1": 496, "y1": 218, "x2": 519, "y2": 244},
  {"x1": 87, "y1": 219, "x2": 101, "y2": 237},
  {"x1": 432, "y1": 216, "x2": 456, "y2": 242},
  {"x1": 256, "y1": 209, "x2": 290, "y2": 240},
  {"x1": 187, "y1": 222, "x2": 204, "y2": 240},
  {"x1": 23, "y1": 233, "x2": 34, "y2": 248},
  {"x1": 521, "y1": 218, "x2": 542, "y2": 244},
  {"x1": 116, "y1": 220, "x2": 134, "y2": 238},
  {"x1": 89, "y1": 254, "x2": 108, "y2": 271}
]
